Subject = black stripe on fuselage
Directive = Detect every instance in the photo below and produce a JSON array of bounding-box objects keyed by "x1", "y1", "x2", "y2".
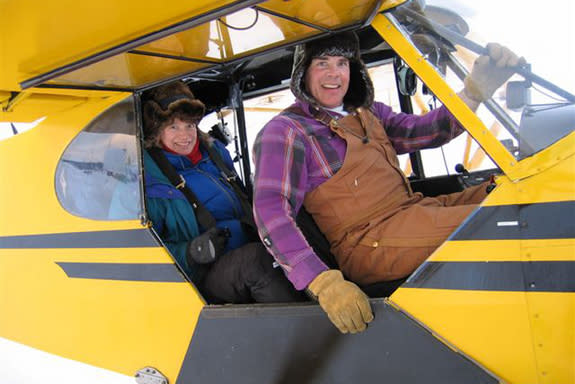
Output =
[
  {"x1": 0, "y1": 229, "x2": 160, "y2": 248},
  {"x1": 450, "y1": 201, "x2": 575, "y2": 241},
  {"x1": 404, "y1": 261, "x2": 575, "y2": 292},
  {"x1": 57, "y1": 262, "x2": 186, "y2": 282}
]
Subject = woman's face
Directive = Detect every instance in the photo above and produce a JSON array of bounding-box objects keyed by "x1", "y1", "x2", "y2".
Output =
[{"x1": 159, "y1": 117, "x2": 198, "y2": 155}]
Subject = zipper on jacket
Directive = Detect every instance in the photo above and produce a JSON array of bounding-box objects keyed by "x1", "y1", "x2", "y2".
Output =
[{"x1": 194, "y1": 168, "x2": 242, "y2": 219}]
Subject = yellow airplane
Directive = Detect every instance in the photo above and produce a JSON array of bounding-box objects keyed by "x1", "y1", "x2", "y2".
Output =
[{"x1": 1, "y1": 0, "x2": 573, "y2": 383}]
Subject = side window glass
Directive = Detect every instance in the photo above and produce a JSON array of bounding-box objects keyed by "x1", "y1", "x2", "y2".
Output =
[
  {"x1": 410, "y1": 64, "x2": 498, "y2": 177},
  {"x1": 370, "y1": 62, "x2": 412, "y2": 176},
  {"x1": 55, "y1": 98, "x2": 142, "y2": 220}
]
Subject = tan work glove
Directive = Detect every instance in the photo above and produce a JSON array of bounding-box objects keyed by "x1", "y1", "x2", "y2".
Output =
[
  {"x1": 463, "y1": 43, "x2": 526, "y2": 102},
  {"x1": 308, "y1": 270, "x2": 373, "y2": 334}
]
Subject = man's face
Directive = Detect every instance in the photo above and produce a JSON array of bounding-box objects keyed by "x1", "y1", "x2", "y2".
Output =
[{"x1": 305, "y1": 55, "x2": 350, "y2": 108}]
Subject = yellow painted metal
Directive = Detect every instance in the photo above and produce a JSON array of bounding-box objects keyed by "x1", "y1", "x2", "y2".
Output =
[
  {"x1": 136, "y1": 23, "x2": 216, "y2": 61},
  {"x1": 505, "y1": 131, "x2": 575, "y2": 182},
  {"x1": 47, "y1": 52, "x2": 209, "y2": 90},
  {"x1": 0, "y1": 93, "x2": 90, "y2": 123},
  {"x1": 525, "y1": 294, "x2": 575, "y2": 384},
  {"x1": 378, "y1": 0, "x2": 409, "y2": 12},
  {"x1": 0, "y1": 92, "x2": 31, "y2": 113},
  {"x1": 371, "y1": 14, "x2": 519, "y2": 176},
  {"x1": 0, "y1": 247, "x2": 204, "y2": 380},
  {"x1": 0, "y1": 0, "x2": 239, "y2": 91},
  {"x1": 432, "y1": 239, "x2": 575, "y2": 262},
  {"x1": 0, "y1": 91, "x2": 11, "y2": 104},
  {"x1": 390, "y1": 289, "x2": 574, "y2": 384},
  {"x1": 0, "y1": 92, "x2": 204, "y2": 381},
  {"x1": 378, "y1": 0, "x2": 408, "y2": 12},
  {"x1": 259, "y1": 0, "x2": 378, "y2": 29},
  {"x1": 2, "y1": 0, "x2": 382, "y2": 92},
  {"x1": 391, "y1": 114, "x2": 575, "y2": 382},
  {"x1": 375, "y1": 12, "x2": 575, "y2": 379},
  {"x1": 462, "y1": 135, "x2": 472, "y2": 169},
  {"x1": 52, "y1": 11, "x2": 318, "y2": 89},
  {"x1": 486, "y1": 137, "x2": 575, "y2": 206}
]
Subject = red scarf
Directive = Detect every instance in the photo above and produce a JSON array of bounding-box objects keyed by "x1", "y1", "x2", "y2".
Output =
[{"x1": 162, "y1": 139, "x2": 202, "y2": 164}]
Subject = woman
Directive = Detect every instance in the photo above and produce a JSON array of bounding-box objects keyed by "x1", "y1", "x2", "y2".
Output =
[{"x1": 142, "y1": 81, "x2": 302, "y2": 304}]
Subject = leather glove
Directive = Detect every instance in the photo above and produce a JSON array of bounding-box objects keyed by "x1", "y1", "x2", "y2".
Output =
[
  {"x1": 186, "y1": 227, "x2": 230, "y2": 265},
  {"x1": 308, "y1": 270, "x2": 373, "y2": 334},
  {"x1": 464, "y1": 43, "x2": 526, "y2": 102}
]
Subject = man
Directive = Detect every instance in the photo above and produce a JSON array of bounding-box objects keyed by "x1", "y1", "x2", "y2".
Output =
[{"x1": 252, "y1": 32, "x2": 522, "y2": 333}]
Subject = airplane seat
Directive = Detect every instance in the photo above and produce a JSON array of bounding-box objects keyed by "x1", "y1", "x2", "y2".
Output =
[
  {"x1": 295, "y1": 207, "x2": 404, "y2": 298},
  {"x1": 360, "y1": 278, "x2": 406, "y2": 298},
  {"x1": 295, "y1": 207, "x2": 338, "y2": 269}
]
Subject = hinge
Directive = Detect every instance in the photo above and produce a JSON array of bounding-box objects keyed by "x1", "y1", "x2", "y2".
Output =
[{"x1": 135, "y1": 367, "x2": 168, "y2": 384}]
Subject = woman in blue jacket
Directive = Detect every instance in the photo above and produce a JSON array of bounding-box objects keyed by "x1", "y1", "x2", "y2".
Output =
[{"x1": 142, "y1": 81, "x2": 301, "y2": 304}]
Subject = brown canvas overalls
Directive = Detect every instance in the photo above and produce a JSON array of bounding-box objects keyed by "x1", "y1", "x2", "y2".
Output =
[{"x1": 303, "y1": 108, "x2": 487, "y2": 285}]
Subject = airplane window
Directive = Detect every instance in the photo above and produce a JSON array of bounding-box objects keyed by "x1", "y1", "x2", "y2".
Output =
[
  {"x1": 369, "y1": 62, "x2": 411, "y2": 176},
  {"x1": 55, "y1": 98, "x2": 143, "y2": 220},
  {"x1": 411, "y1": 68, "x2": 498, "y2": 177}
]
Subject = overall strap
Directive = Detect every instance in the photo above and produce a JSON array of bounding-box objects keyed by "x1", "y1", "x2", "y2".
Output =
[
  {"x1": 146, "y1": 147, "x2": 217, "y2": 230},
  {"x1": 201, "y1": 139, "x2": 257, "y2": 231}
]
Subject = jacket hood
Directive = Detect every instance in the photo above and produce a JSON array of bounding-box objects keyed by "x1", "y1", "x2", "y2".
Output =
[{"x1": 290, "y1": 31, "x2": 374, "y2": 111}]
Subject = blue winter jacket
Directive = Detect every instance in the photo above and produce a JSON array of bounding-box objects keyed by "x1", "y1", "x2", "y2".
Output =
[{"x1": 144, "y1": 139, "x2": 249, "y2": 282}]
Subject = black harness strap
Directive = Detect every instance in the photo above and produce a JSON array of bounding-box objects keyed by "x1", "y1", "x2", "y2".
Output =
[
  {"x1": 202, "y1": 139, "x2": 257, "y2": 232},
  {"x1": 147, "y1": 147, "x2": 217, "y2": 230}
]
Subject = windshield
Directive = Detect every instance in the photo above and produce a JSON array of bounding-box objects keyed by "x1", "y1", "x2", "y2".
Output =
[{"x1": 389, "y1": 0, "x2": 575, "y2": 160}]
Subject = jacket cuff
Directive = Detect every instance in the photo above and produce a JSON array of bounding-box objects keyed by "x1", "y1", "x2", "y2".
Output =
[{"x1": 287, "y1": 254, "x2": 330, "y2": 290}]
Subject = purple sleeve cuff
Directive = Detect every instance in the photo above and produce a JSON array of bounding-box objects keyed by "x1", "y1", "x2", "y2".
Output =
[{"x1": 286, "y1": 254, "x2": 329, "y2": 290}]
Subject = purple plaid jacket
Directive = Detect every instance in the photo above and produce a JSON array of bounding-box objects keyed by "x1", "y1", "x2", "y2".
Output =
[{"x1": 252, "y1": 99, "x2": 464, "y2": 289}]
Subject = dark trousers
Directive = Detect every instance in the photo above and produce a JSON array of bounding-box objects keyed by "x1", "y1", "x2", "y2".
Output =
[{"x1": 200, "y1": 242, "x2": 306, "y2": 304}]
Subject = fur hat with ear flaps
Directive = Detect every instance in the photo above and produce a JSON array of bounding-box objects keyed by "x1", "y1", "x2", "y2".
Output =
[
  {"x1": 142, "y1": 81, "x2": 206, "y2": 148},
  {"x1": 290, "y1": 31, "x2": 374, "y2": 110}
]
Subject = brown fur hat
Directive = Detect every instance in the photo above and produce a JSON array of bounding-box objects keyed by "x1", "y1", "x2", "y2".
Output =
[
  {"x1": 290, "y1": 31, "x2": 374, "y2": 110},
  {"x1": 142, "y1": 81, "x2": 206, "y2": 148}
]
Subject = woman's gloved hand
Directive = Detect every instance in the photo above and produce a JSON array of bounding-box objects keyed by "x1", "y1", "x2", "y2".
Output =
[
  {"x1": 186, "y1": 227, "x2": 230, "y2": 265},
  {"x1": 307, "y1": 270, "x2": 373, "y2": 334},
  {"x1": 464, "y1": 43, "x2": 526, "y2": 102}
]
